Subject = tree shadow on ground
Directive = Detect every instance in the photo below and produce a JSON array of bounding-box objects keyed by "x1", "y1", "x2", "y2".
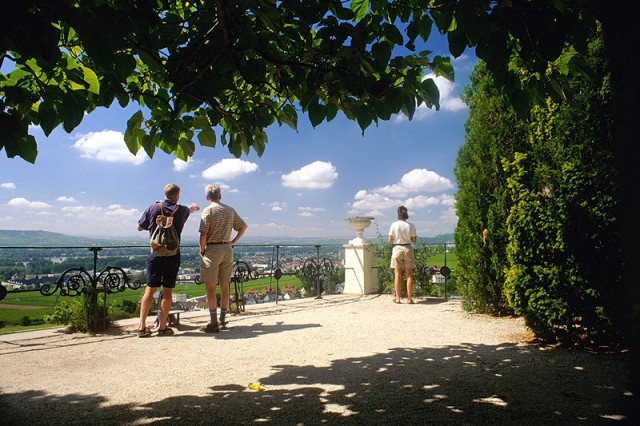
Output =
[
  {"x1": 176, "y1": 321, "x2": 322, "y2": 339},
  {"x1": 1, "y1": 342, "x2": 634, "y2": 424},
  {"x1": 413, "y1": 297, "x2": 450, "y2": 305}
]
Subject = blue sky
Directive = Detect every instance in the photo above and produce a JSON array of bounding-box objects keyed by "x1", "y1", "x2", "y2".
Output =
[{"x1": 1, "y1": 53, "x2": 475, "y2": 242}]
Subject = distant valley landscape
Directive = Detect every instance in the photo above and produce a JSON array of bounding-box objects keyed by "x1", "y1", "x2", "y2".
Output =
[{"x1": 0, "y1": 230, "x2": 454, "y2": 247}]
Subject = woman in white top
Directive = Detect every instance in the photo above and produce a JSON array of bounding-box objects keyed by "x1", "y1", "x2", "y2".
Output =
[{"x1": 388, "y1": 206, "x2": 417, "y2": 303}]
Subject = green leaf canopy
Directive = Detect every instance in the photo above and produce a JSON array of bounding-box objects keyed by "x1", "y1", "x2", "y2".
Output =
[{"x1": 2, "y1": 0, "x2": 450, "y2": 163}]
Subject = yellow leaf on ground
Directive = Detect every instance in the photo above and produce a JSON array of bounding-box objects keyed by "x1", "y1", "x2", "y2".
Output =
[{"x1": 248, "y1": 382, "x2": 264, "y2": 391}]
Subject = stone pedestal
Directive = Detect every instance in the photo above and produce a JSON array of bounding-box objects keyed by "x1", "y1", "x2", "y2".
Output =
[
  {"x1": 343, "y1": 216, "x2": 379, "y2": 295},
  {"x1": 343, "y1": 240, "x2": 379, "y2": 295}
]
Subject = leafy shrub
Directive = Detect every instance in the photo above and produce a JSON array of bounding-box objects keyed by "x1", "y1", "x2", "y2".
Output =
[
  {"x1": 453, "y1": 61, "x2": 525, "y2": 316},
  {"x1": 110, "y1": 308, "x2": 133, "y2": 321},
  {"x1": 44, "y1": 301, "x2": 74, "y2": 324},
  {"x1": 43, "y1": 291, "x2": 111, "y2": 333},
  {"x1": 73, "y1": 291, "x2": 111, "y2": 333},
  {"x1": 299, "y1": 265, "x2": 343, "y2": 296},
  {"x1": 120, "y1": 299, "x2": 137, "y2": 314},
  {"x1": 20, "y1": 315, "x2": 31, "y2": 326}
]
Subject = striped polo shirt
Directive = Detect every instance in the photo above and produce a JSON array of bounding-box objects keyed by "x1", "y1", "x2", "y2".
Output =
[{"x1": 198, "y1": 201, "x2": 246, "y2": 243}]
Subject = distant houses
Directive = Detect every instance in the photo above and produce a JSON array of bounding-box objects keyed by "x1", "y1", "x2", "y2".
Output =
[
  {"x1": 432, "y1": 273, "x2": 446, "y2": 284},
  {"x1": 2, "y1": 274, "x2": 57, "y2": 291}
]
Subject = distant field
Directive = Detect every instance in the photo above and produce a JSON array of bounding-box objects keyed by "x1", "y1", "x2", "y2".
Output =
[
  {"x1": 423, "y1": 253, "x2": 457, "y2": 270},
  {"x1": 0, "y1": 275, "x2": 303, "y2": 334}
]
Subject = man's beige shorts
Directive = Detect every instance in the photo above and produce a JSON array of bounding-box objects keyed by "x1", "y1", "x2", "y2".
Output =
[
  {"x1": 200, "y1": 245, "x2": 233, "y2": 283},
  {"x1": 390, "y1": 245, "x2": 415, "y2": 269}
]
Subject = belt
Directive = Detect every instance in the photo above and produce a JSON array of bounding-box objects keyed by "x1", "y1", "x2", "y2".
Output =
[
  {"x1": 394, "y1": 244, "x2": 411, "y2": 246},
  {"x1": 207, "y1": 241, "x2": 229, "y2": 246}
]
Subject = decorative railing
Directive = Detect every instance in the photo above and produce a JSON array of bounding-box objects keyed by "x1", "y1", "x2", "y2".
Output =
[
  {"x1": 0, "y1": 244, "x2": 343, "y2": 305},
  {"x1": 40, "y1": 248, "x2": 142, "y2": 297},
  {"x1": 0, "y1": 242, "x2": 454, "y2": 307},
  {"x1": 295, "y1": 246, "x2": 339, "y2": 299}
]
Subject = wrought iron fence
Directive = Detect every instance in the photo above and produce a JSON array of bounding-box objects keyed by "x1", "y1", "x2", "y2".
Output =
[
  {"x1": 0, "y1": 242, "x2": 455, "y2": 309},
  {"x1": 374, "y1": 241, "x2": 456, "y2": 298},
  {"x1": 0, "y1": 244, "x2": 345, "y2": 307}
]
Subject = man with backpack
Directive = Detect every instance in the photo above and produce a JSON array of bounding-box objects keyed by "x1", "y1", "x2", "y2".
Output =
[{"x1": 137, "y1": 183, "x2": 199, "y2": 337}]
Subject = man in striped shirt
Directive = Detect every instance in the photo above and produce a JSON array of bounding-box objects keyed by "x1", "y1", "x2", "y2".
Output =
[{"x1": 198, "y1": 185, "x2": 248, "y2": 333}]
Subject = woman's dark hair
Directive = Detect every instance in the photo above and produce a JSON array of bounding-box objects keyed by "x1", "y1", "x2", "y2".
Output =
[{"x1": 397, "y1": 206, "x2": 409, "y2": 220}]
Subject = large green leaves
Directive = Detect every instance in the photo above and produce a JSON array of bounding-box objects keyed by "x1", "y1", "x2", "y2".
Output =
[
  {"x1": 350, "y1": 0, "x2": 370, "y2": 21},
  {"x1": 3, "y1": 0, "x2": 597, "y2": 163},
  {"x1": 3, "y1": 0, "x2": 453, "y2": 162}
]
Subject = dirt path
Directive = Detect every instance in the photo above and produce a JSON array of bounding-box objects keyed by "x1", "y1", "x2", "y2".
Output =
[
  {"x1": 0, "y1": 304, "x2": 47, "y2": 309},
  {"x1": 0, "y1": 295, "x2": 634, "y2": 424}
]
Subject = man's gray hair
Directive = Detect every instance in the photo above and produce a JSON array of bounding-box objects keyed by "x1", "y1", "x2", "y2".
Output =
[{"x1": 205, "y1": 184, "x2": 221, "y2": 201}]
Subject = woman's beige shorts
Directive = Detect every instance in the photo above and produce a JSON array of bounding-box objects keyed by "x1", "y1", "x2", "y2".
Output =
[{"x1": 390, "y1": 245, "x2": 415, "y2": 269}]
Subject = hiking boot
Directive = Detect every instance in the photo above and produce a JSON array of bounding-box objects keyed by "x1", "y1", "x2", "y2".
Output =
[{"x1": 199, "y1": 323, "x2": 220, "y2": 333}]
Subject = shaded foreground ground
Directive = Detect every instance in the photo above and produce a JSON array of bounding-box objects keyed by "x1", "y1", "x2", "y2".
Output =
[{"x1": 0, "y1": 295, "x2": 634, "y2": 424}]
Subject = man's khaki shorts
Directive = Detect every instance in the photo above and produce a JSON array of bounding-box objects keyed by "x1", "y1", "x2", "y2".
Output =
[
  {"x1": 200, "y1": 244, "x2": 233, "y2": 283},
  {"x1": 390, "y1": 245, "x2": 415, "y2": 269}
]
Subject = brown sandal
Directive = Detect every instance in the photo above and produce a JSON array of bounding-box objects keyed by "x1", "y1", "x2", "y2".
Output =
[{"x1": 138, "y1": 327, "x2": 152, "y2": 338}]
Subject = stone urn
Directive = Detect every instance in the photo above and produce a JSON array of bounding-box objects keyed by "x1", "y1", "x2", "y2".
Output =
[{"x1": 345, "y1": 216, "x2": 374, "y2": 245}]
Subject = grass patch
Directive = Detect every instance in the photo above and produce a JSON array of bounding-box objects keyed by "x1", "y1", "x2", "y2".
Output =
[
  {"x1": 0, "y1": 275, "x2": 303, "y2": 334},
  {"x1": 424, "y1": 253, "x2": 457, "y2": 270}
]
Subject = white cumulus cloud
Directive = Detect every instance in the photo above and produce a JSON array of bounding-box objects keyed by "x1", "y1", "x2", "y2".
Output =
[
  {"x1": 61, "y1": 205, "x2": 140, "y2": 223},
  {"x1": 299, "y1": 206, "x2": 325, "y2": 212},
  {"x1": 1, "y1": 182, "x2": 16, "y2": 189},
  {"x1": 267, "y1": 201, "x2": 287, "y2": 212},
  {"x1": 404, "y1": 194, "x2": 455, "y2": 209},
  {"x1": 73, "y1": 130, "x2": 149, "y2": 165},
  {"x1": 348, "y1": 169, "x2": 456, "y2": 226},
  {"x1": 281, "y1": 161, "x2": 338, "y2": 189},
  {"x1": 350, "y1": 191, "x2": 400, "y2": 212},
  {"x1": 8, "y1": 198, "x2": 52, "y2": 209},
  {"x1": 297, "y1": 206, "x2": 326, "y2": 217},
  {"x1": 173, "y1": 157, "x2": 193, "y2": 172},
  {"x1": 57, "y1": 196, "x2": 76, "y2": 203},
  {"x1": 202, "y1": 158, "x2": 258, "y2": 180},
  {"x1": 375, "y1": 169, "x2": 453, "y2": 197}
]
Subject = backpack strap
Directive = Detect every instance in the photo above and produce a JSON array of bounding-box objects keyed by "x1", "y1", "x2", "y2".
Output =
[
  {"x1": 155, "y1": 201, "x2": 178, "y2": 229},
  {"x1": 157, "y1": 201, "x2": 178, "y2": 217}
]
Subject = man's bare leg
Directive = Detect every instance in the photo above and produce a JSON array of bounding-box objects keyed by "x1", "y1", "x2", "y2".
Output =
[
  {"x1": 159, "y1": 287, "x2": 173, "y2": 330},
  {"x1": 138, "y1": 286, "x2": 155, "y2": 330}
]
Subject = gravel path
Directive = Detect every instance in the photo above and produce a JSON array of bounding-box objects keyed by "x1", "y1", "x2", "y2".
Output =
[{"x1": 0, "y1": 294, "x2": 633, "y2": 424}]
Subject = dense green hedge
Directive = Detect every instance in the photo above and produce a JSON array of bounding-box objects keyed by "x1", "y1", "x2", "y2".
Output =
[{"x1": 455, "y1": 35, "x2": 624, "y2": 345}]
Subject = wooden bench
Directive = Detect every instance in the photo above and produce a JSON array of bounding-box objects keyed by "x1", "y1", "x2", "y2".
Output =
[{"x1": 167, "y1": 310, "x2": 186, "y2": 327}]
